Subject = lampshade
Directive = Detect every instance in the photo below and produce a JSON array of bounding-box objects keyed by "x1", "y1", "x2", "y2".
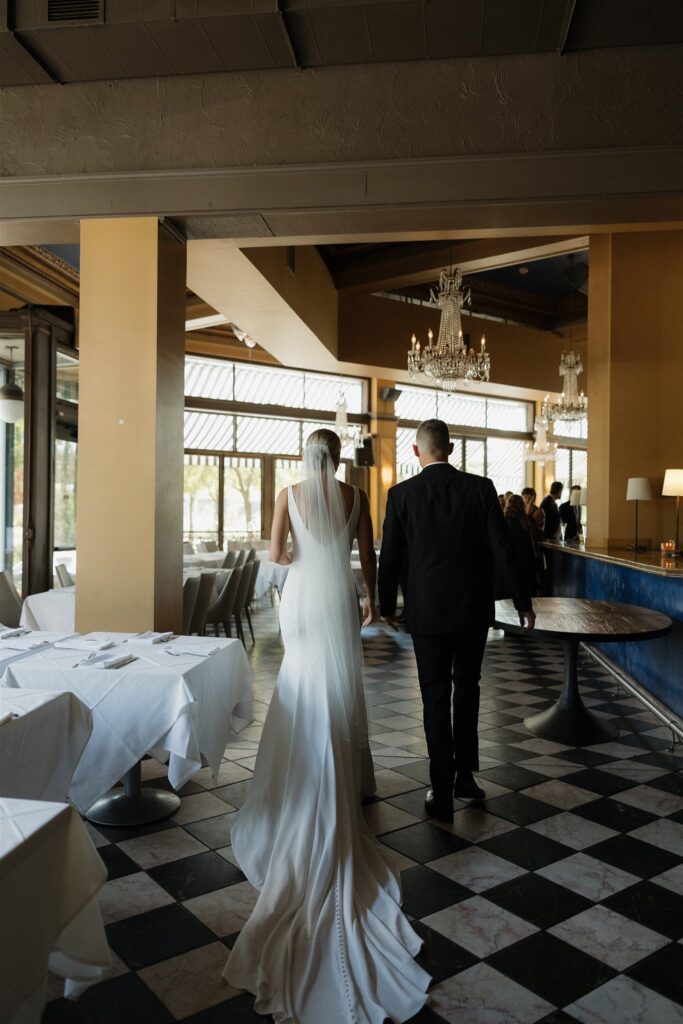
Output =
[
  {"x1": 626, "y1": 477, "x2": 652, "y2": 502},
  {"x1": 570, "y1": 489, "x2": 582, "y2": 507},
  {"x1": 0, "y1": 382, "x2": 24, "y2": 424},
  {"x1": 662, "y1": 469, "x2": 683, "y2": 497}
]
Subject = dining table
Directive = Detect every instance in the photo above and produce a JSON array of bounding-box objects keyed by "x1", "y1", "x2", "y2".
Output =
[
  {"x1": 0, "y1": 798, "x2": 110, "y2": 1024},
  {"x1": 494, "y1": 597, "x2": 672, "y2": 745},
  {"x1": 0, "y1": 688, "x2": 92, "y2": 802},
  {"x1": 1, "y1": 633, "x2": 254, "y2": 825},
  {"x1": 20, "y1": 587, "x2": 76, "y2": 632}
]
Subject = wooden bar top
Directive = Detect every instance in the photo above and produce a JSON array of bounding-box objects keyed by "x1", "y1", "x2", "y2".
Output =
[{"x1": 542, "y1": 541, "x2": 683, "y2": 578}]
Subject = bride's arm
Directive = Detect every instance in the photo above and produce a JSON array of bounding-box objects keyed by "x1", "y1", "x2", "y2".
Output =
[
  {"x1": 270, "y1": 489, "x2": 292, "y2": 565},
  {"x1": 356, "y1": 490, "x2": 377, "y2": 626}
]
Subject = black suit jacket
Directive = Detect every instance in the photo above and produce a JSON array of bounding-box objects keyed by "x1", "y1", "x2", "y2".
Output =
[
  {"x1": 559, "y1": 500, "x2": 582, "y2": 540},
  {"x1": 540, "y1": 494, "x2": 561, "y2": 540},
  {"x1": 378, "y1": 464, "x2": 532, "y2": 635}
]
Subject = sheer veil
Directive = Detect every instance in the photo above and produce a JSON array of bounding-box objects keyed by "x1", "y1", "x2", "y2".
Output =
[{"x1": 291, "y1": 441, "x2": 366, "y2": 746}]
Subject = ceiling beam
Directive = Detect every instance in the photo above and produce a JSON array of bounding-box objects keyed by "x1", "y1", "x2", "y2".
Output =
[{"x1": 327, "y1": 235, "x2": 588, "y2": 292}]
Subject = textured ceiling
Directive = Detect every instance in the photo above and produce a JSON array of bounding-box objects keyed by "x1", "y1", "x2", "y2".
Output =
[{"x1": 2, "y1": 0, "x2": 682, "y2": 86}]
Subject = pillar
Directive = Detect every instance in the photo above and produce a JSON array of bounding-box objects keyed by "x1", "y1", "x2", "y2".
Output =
[
  {"x1": 587, "y1": 231, "x2": 683, "y2": 548},
  {"x1": 369, "y1": 379, "x2": 398, "y2": 540},
  {"x1": 76, "y1": 218, "x2": 186, "y2": 631}
]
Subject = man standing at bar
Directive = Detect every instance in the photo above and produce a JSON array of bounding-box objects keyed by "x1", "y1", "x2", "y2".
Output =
[
  {"x1": 560, "y1": 485, "x2": 582, "y2": 540},
  {"x1": 378, "y1": 419, "x2": 535, "y2": 824},
  {"x1": 541, "y1": 481, "x2": 564, "y2": 540}
]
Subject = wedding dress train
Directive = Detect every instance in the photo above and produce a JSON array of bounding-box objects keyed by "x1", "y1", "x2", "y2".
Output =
[{"x1": 224, "y1": 466, "x2": 430, "y2": 1023}]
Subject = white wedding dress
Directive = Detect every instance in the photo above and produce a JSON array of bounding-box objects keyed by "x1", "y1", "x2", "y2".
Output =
[{"x1": 224, "y1": 447, "x2": 430, "y2": 1023}]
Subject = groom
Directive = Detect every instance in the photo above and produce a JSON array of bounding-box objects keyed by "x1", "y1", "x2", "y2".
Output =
[{"x1": 378, "y1": 420, "x2": 535, "y2": 823}]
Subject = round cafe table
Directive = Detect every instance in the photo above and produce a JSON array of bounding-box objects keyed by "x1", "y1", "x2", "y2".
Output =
[{"x1": 494, "y1": 597, "x2": 672, "y2": 746}]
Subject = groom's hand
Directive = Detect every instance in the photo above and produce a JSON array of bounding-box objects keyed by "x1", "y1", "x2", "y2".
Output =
[{"x1": 518, "y1": 609, "x2": 536, "y2": 634}]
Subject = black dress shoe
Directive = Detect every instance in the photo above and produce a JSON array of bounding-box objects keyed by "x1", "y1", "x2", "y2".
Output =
[
  {"x1": 453, "y1": 772, "x2": 485, "y2": 800},
  {"x1": 424, "y1": 789, "x2": 454, "y2": 824}
]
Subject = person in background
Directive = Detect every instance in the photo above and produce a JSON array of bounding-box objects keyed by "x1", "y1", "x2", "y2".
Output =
[
  {"x1": 560, "y1": 484, "x2": 583, "y2": 540},
  {"x1": 496, "y1": 494, "x2": 539, "y2": 599},
  {"x1": 498, "y1": 494, "x2": 506, "y2": 512},
  {"x1": 522, "y1": 486, "x2": 545, "y2": 541},
  {"x1": 541, "y1": 481, "x2": 564, "y2": 540}
]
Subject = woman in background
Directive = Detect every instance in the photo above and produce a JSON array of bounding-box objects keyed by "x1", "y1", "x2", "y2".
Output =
[{"x1": 496, "y1": 494, "x2": 539, "y2": 599}]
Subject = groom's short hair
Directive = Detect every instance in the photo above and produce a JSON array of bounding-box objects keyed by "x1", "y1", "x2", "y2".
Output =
[{"x1": 416, "y1": 419, "x2": 450, "y2": 455}]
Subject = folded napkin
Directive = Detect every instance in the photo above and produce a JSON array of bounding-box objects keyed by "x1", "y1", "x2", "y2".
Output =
[
  {"x1": 133, "y1": 631, "x2": 174, "y2": 644},
  {"x1": 77, "y1": 652, "x2": 138, "y2": 670},
  {"x1": 0, "y1": 628, "x2": 30, "y2": 640},
  {"x1": 54, "y1": 638, "x2": 117, "y2": 652},
  {"x1": 0, "y1": 637, "x2": 48, "y2": 651},
  {"x1": 165, "y1": 642, "x2": 222, "y2": 658}
]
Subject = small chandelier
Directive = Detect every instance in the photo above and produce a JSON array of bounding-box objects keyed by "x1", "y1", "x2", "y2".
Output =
[
  {"x1": 542, "y1": 350, "x2": 587, "y2": 422},
  {"x1": 334, "y1": 392, "x2": 363, "y2": 448},
  {"x1": 407, "y1": 267, "x2": 490, "y2": 391},
  {"x1": 525, "y1": 415, "x2": 557, "y2": 464},
  {"x1": 0, "y1": 345, "x2": 24, "y2": 424}
]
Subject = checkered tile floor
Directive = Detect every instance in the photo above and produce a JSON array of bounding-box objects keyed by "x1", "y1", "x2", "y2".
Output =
[{"x1": 43, "y1": 606, "x2": 683, "y2": 1024}]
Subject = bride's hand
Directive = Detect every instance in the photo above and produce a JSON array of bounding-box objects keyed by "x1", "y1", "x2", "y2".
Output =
[{"x1": 361, "y1": 598, "x2": 376, "y2": 628}]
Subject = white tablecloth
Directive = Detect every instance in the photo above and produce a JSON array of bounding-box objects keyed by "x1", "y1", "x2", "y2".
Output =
[
  {"x1": 183, "y1": 552, "x2": 227, "y2": 569},
  {"x1": 0, "y1": 798, "x2": 110, "y2": 1024},
  {"x1": 1, "y1": 634, "x2": 254, "y2": 812},
  {"x1": 21, "y1": 588, "x2": 76, "y2": 632},
  {"x1": 0, "y1": 689, "x2": 92, "y2": 802}
]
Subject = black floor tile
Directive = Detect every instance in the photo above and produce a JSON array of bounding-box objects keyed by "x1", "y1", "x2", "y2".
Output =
[
  {"x1": 587, "y1": 835, "x2": 681, "y2": 879},
  {"x1": 556, "y1": 748, "x2": 616, "y2": 768},
  {"x1": 400, "y1": 865, "x2": 472, "y2": 919},
  {"x1": 180, "y1": 992, "x2": 264, "y2": 1024},
  {"x1": 98, "y1": 844, "x2": 139, "y2": 881},
  {"x1": 617, "y1": 733, "x2": 672, "y2": 753},
  {"x1": 561, "y1": 768, "x2": 638, "y2": 797},
  {"x1": 411, "y1": 920, "x2": 478, "y2": 985},
  {"x1": 573, "y1": 796, "x2": 658, "y2": 833},
  {"x1": 92, "y1": 818, "x2": 176, "y2": 844},
  {"x1": 182, "y1": 813, "x2": 235, "y2": 849},
  {"x1": 603, "y1": 881, "x2": 683, "y2": 941},
  {"x1": 481, "y1": 827, "x2": 572, "y2": 870},
  {"x1": 537, "y1": 1013, "x2": 583, "y2": 1024},
  {"x1": 75, "y1": 973, "x2": 174, "y2": 1024},
  {"x1": 485, "y1": 872, "x2": 592, "y2": 929},
  {"x1": 42, "y1": 998, "x2": 89, "y2": 1023},
  {"x1": 403, "y1": 1004, "x2": 451, "y2": 1024},
  {"x1": 649, "y1": 772, "x2": 683, "y2": 796},
  {"x1": 635, "y1": 751, "x2": 683, "y2": 772},
  {"x1": 476, "y1": 744, "x2": 534, "y2": 764},
  {"x1": 626, "y1": 942, "x2": 683, "y2": 1006},
  {"x1": 386, "y1": 787, "x2": 433, "y2": 819},
  {"x1": 477, "y1": 764, "x2": 549, "y2": 791},
  {"x1": 379, "y1": 822, "x2": 469, "y2": 863},
  {"x1": 483, "y1": 792, "x2": 559, "y2": 826},
  {"x1": 488, "y1": 931, "x2": 617, "y2": 1006},
  {"x1": 106, "y1": 903, "x2": 216, "y2": 970},
  {"x1": 148, "y1": 851, "x2": 244, "y2": 901},
  {"x1": 392, "y1": 761, "x2": 433, "y2": 785}
]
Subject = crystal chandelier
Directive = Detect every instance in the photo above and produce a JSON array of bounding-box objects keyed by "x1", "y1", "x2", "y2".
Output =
[
  {"x1": 525, "y1": 415, "x2": 558, "y2": 464},
  {"x1": 334, "y1": 392, "x2": 363, "y2": 448},
  {"x1": 542, "y1": 350, "x2": 587, "y2": 422},
  {"x1": 407, "y1": 267, "x2": 490, "y2": 391}
]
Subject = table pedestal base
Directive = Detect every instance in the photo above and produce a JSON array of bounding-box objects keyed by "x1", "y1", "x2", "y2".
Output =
[
  {"x1": 85, "y1": 761, "x2": 180, "y2": 826},
  {"x1": 524, "y1": 638, "x2": 618, "y2": 746}
]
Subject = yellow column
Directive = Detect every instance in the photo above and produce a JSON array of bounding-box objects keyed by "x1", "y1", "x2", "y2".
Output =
[
  {"x1": 369, "y1": 379, "x2": 398, "y2": 540},
  {"x1": 587, "y1": 230, "x2": 683, "y2": 548},
  {"x1": 76, "y1": 218, "x2": 186, "y2": 631}
]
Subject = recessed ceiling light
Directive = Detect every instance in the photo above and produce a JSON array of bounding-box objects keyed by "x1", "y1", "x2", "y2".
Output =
[{"x1": 518, "y1": 266, "x2": 529, "y2": 275}]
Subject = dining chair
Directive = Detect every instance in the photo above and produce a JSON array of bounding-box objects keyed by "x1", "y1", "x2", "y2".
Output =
[
  {"x1": 189, "y1": 572, "x2": 217, "y2": 636},
  {"x1": 232, "y1": 563, "x2": 254, "y2": 646},
  {"x1": 245, "y1": 548, "x2": 257, "y2": 563},
  {"x1": 182, "y1": 576, "x2": 200, "y2": 635},
  {"x1": 222, "y1": 551, "x2": 237, "y2": 569},
  {"x1": 205, "y1": 540, "x2": 219, "y2": 552},
  {"x1": 0, "y1": 570, "x2": 22, "y2": 628},
  {"x1": 205, "y1": 568, "x2": 240, "y2": 637},
  {"x1": 234, "y1": 550, "x2": 247, "y2": 568},
  {"x1": 243, "y1": 560, "x2": 261, "y2": 643},
  {"x1": 197, "y1": 541, "x2": 209, "y2": 553},
  {"x1": 55, "y1": 563, "x2": 74, "y2": 588},
  {"x1": 183, "y1": 541, "x2": 195, "y2": 555}
]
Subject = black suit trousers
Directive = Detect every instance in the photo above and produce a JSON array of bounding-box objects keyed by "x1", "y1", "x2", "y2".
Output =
[{"x1": 411, "y1": 628, "x2": 489, "y2": 799}]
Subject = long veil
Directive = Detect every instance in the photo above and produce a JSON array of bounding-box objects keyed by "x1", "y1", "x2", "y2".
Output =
[{"x1": 292, "y1": 442, "x2": 366, "y2": 747}]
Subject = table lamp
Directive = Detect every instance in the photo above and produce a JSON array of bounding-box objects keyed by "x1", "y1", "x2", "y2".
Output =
[
  {"x1": 662, "y1": 469, "x2": 683, "y2": 556},
  {"x1": 626, "y1": 477, "x2": 652, "y2": 552}
]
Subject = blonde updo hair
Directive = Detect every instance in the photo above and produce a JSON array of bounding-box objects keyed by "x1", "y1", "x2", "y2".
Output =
[{"x1": 305, "y1": 428, "x2": 342, "y2": 460}]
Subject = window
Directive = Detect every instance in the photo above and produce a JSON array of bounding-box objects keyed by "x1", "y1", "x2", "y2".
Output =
[
  {"x1": 394, "y1": 386, "x2": 437, "y2": 422},
  {"x1": 464, "y1": 438, "x2": 486, "y2": 477},
  {"x1": 235, "y1": 415, "x2": 300, "y2": 455},
  {"x1": 556, "y1": 447, "x2": 587, "y2": 490},
  {"x1": 486, "y1": 438, "x2": 527, "y2": 495},
  {"x1": 54, "y1": 439, "x2": 77, "y2": 551},
  {"x1": 185, "y1": 411, "x2": 234, "y2": 452},
  {"x1": 184, "y1": 455, "x2": 220, "y2": 543},
  {"x1": 224, "y1": 457, "x2": 262, "y2": 538},
  {"x1": 439, "y1": 391, "x2": 487, "y2": 428}
]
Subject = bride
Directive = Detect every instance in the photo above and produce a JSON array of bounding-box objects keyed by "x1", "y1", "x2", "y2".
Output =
[{"x1": 224, "y1": 429, "x2": 430, "y2": 1023}]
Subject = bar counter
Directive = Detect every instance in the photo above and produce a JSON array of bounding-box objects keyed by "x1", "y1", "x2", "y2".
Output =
[{"x1": 543, "y1": 541, "x2": 683, "y2": 721}]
